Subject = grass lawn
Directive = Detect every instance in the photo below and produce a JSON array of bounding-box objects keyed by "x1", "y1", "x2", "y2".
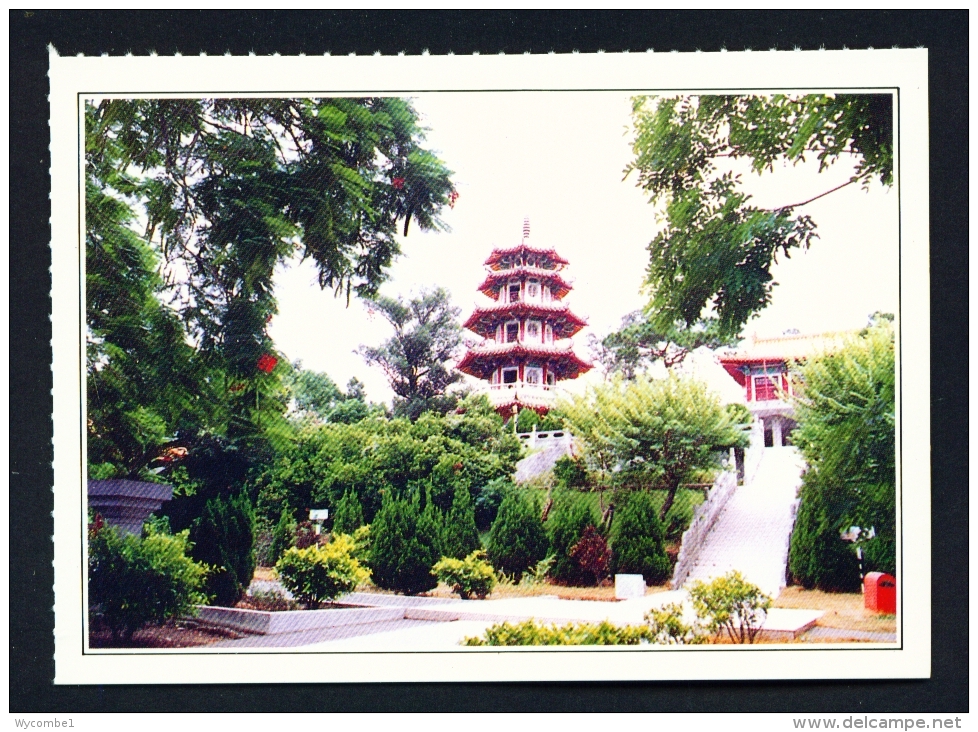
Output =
[{"x1": 774, "y1": 586, "x2": 897, "y2": 634}]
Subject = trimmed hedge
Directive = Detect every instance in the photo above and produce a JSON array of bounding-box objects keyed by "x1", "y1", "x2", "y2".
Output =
[
  {"x1": 610, "y1": 490, "x2": 672, "y2": 585},
  {"x1": 369, "y1": 494, "x2": 441, "y2": 595},
  {"x1": 190, "y1": 490, "x2": 256, "y2": 607},
  {"x1": 485, "y1": 490, "x2": 549, "y2": 580}
]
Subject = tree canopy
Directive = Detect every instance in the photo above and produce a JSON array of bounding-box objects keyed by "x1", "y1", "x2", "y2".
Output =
[
  {"x1": 561, "y1": 375, "x2": 748, "y2": 520},
  {"x1": 627, "y1": 93, "x2": 893, "y2": 340},
  {"x1": 86, "y1": 97, "x2": 455, "y2": 479},
  {"x1": 358, "y1": 287, "x2": 464, "y2": 420}
]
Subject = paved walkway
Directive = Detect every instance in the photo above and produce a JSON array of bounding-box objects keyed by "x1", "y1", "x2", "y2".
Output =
[{"x1": 684, "y1": 447, "x2": 805, "y2": 597}]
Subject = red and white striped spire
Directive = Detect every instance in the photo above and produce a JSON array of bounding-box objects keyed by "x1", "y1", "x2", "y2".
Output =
[{"x1": 522, "y1": 216, "x2": 530, "y2": 241}]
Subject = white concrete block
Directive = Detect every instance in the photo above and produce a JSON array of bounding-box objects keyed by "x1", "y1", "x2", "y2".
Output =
[{"x1": 615, "y1": 574, "x2": 646, "y2": 599}]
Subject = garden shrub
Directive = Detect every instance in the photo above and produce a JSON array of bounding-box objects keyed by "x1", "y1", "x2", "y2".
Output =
[
  {"x1": 348, "y1": 524, "x2": 372, "y2": 565},
  {"x1": 267, "y1": 507, "x2": 296, "y2": 566},
  {"x1": 369, "y1": 494, "x2": 441, "y2": 595},
  {"x1": 89, "y1": 525, "x2": 209, "y2": 642},
  {"x1": 294, "y1": 520, "x2": 320, "y2": 550},
  {"x1": 275, "y1": 535, "x2": 370, "y2": 608},
  {"x1": 485, "y1": 490, "x2": 549, "y2": 580},
  {"x1": 546, "y1": 496, "x2": 597, "y2": 584},
  {"x1": 644, "y1": 602, "x2": 706, "y2": 645},
  {"x1": 610, "y1": 490, "x2": 671, "y2": 585},
  {"x1": 515, "y1": 407, "x2": 540, "y2": 434},
  {"x1": 332, "y1": 489, "x2": 365, "y2": 535},
  {"x1": 474, "y1": 477, "x2": 512, "y2": 532},
  {"x1": 689, "y1": 571, "x2": 772, "y2": 644},
  {"x1": 441, "y1": 484, "x2": 481, "y2": 559},
  {"x1": 189, "y1": 490, "x2": 256, "y2": 607},
  {"x1": 552, "y1": 455, "x2": 589, "y2": 489},
  {"x1": 431, "y1": 550, "x2": 497, "y2": 599},
  {"x1": 788, "y1": 478, "x2": 861, "y2": 592},
  {"x1": 569, "y1": 525, "x2": 611, "y2": 586},
  {"x1": 463, "y1": 619, "x2": 653, "y2": 646}
]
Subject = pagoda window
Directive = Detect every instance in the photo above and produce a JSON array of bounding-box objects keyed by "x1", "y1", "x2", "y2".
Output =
[
  {"x1": 544, "y1": 324, "x2": 553, "y2": 343},
  {"x1": 508, "y1": 283, "x2": 521, "y2": 303},
  {"x1": 525, "y1": 367, "x2": 542, "y2": 386},
  {"x1": 542, "y1": 284, "x2": 551, "y2": 302},
  {"x1": 502, "y1": 368, "x2": 518, "y2": 384},
  {"x1": 546, "y1": 371, "x2": 556, "y2": 386},
  {"x1": 526, "y1": 279, "x2": 540, "y2": 300},
  {"x1": 505, "y1": 322, "x2": 520, "y2": 343},
  {"x1": 752, "y1": 374, "x2": 781, "y2": 401},
  {"x1": 526, "y1": 320, "x2": 541, "y2": 343}
]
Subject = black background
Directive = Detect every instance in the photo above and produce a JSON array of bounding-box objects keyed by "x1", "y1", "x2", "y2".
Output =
[{"x1": 9, "y1": 10, "x2": 968, "y2": 713}]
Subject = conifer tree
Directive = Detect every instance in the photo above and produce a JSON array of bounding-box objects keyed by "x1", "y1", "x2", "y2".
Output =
[
  {"x1": 332, "y1": 489, "x2": 365, "y2": 535},
  {"x1": 547, "y1": 497, "x2": 597, "y2": 585},
  {"x1": 441, "y1": 484, "x2": 481, "y2": 559},
  {"x1": 485, "y1": 491, "x2": 549, "y2": 580},
  {"x1": 610, "y1": 491, "x2": 672, "y2": 585},
  {"x1": 190, "y1": 490, "x2": 256, "y2": 606},
  {"x1": 369, "y1": 494, "x2": 440, "y2": 595}
]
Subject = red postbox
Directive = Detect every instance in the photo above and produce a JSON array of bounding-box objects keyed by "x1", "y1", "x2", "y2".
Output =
[{"x1": 864, "y1": 572, "x2": 896, "y2": 614}]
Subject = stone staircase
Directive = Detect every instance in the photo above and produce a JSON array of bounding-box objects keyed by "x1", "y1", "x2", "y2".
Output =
[{"x1": 682, "y1": 447, "x2": 805, "y2": 597}]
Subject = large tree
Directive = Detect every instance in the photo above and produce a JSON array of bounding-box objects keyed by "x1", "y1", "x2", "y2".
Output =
[
  {"x1": 789, "y1": 315, "x2": 896, "y2": 586},
  {"x1": 561, "y1": 375, "x2": 748, "y2": 521},
  {"x1": 86, "y1": 97, "x2": 455, "y2": 478},
  {"x1": 358, "y1": 287, "x2": 463, "y2": 420},
  {"x1": 590, "y1": 310, "x2": 737, "y2": 376},
  {"x1": 627, "y1": 94, "x2": 893, "y2": 340}
]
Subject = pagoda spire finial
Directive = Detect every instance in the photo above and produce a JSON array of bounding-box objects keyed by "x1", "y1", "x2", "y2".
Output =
[{"x1": 522, "y1": 217, "x2": 530, "y2": 241}]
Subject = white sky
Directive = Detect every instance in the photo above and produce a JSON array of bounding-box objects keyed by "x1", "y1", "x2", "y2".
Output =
[{"x1": 269, "y1": 92, "x2": 899, "y2": 407}]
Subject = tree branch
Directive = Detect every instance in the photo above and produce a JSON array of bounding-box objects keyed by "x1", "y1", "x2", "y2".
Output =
[{"x1": 768, "y1": 177, "x2": 858, "y2": 212}]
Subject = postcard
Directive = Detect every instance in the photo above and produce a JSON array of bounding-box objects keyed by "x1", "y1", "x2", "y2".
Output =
[{"x1": 50, "y1": 47, "x2": 929, "y2": 683}]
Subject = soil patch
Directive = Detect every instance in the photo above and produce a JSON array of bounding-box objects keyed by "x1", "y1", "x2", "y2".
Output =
[
  {"x1": 774, "y1": 586, "x2": 897, "y2": 634},
  {"x1": 89, "y1": 618, "x2": 245, "y2": 649}
]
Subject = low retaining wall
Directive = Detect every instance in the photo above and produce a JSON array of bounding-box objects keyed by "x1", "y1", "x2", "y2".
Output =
[
  {"x1": 194, "y1": 605, "x2": 403, "y2": 635},
  {"x1": 670, "y1": 465, "x2": 739, "y2": 590}
]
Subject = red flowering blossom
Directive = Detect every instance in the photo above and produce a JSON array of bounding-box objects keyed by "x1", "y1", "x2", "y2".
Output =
[
  {"x1": 392, "y1": 177, "x2": 405, "y2": 190},
  {"x1": 88, "y1": 512, "x2": 105, "y2": 538},
  {"x1": 257, "y1": 354, "x2": 279, "y2": 373},
  {"x1": 569, "y1": 525, "x2": 611, "y2": 586},
  {"x1": 448, "y1": 190, "x2": 460, "y2": 208}
]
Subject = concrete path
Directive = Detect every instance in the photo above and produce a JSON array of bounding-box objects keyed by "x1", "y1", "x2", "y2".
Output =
[
  {"x1": 800, "y1": 626, "x2": 897, "y2": 643},
  {"x1": 684, "y1": 447, "x2": 805, "y2": 597}
]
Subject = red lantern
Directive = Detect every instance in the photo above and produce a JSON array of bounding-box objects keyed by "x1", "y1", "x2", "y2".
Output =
[{"x1": 257, "y1": 354, "x2": 278, "y2": 373}]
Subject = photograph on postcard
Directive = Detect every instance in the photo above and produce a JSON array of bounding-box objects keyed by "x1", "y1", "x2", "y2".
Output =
[{"x1": 50, "y1": 50, "x2": 930, "y2": 681}]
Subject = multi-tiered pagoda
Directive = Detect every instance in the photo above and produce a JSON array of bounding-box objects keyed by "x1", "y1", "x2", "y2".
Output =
[{"x1": 457, "y1": 219, "x2": 592, "y2": 417}]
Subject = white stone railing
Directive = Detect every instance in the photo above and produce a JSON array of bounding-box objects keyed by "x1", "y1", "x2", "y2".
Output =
[
  {"x1": 516, "y1": 428, "x2": 574, "y2": 451},
  {"x1": 670, "y1": 449, "x2": 738, "y2": 590}
]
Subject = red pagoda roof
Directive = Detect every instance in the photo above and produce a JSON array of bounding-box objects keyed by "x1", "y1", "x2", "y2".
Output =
[
  {"x1": 484, "y1": 243, "x2": 569, "y2": 268},
  {"x1": 457, "y1": 341, "x2": 593, "y2": 381},
  {"x1": 462, "y1": 301, "x2": 588, "y2": 338},
  {"x1": 475, "y1": 266, "x2": 573, "y2": 299},
  {"x1": 717, "y1": 331, "x2": 855, "y2": 386}
]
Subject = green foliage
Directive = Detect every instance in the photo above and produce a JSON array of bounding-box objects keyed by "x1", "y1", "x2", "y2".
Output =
[
  {"x1": 358, "y1": 287, "x2": 463, "y2": 421},
  {"x1": 789, "y1": 322, "x2": 896, "y2": 588},
  {"x1": 474, "y1": 477, "x2": 513, "y2": 532},
  {"x1": 369, "y1": 495, "x2": 441, "y2": 595},
  {"x1": 253, "y1": 397, "x2": 521, "y2": 530},
  {"x1": 189, "y1": 491, "x2": 256, "y2": 607},
  {"x1": 569, "y1": 525, "x2": 612, "y2": 586},
  {"x1": 552, "y1": 455, "x2": 589, "y2": 490},
  {"x1": 86, "y1": 96, "x2": 454, "y2": 480},
  {"x1": 274, "y1": 535, "x2": 370, "y2": 608},
  {"x1": 788, "y1": 478, "x2": 862, "y2": 592},
  {"x1": 88, "y1": 525, "x2": 209, "y2": 642},
  {"x1": 485, "y1": 491, "x2": 549, "y2": 580},
  {"x1": 561, "y1": 374, "x2": 747, "y2": 521},
  {"x1": 610, "y1": 490, "x2": 672, "y2": 585},
  {"x1": 462, "y1": 619, "x2": 654, "y2": 646},
  {"x1": 285, "y1": 368, "x2": 380, "y2": 426},
  {"x1": 689, "y1": 571, "x2": 772, "y2": 644},
  {"x1": 546, "y1": 496, "x2": 597, "y2": 585},
  {"x1": 627, "y1": 94, "x2": 893, "y2": 339},
  {"x1": 590, "y1": 310, "x2": 737, "y2": 375},
  {"x1": 268, "y1": 507, "x2": 297, "y2": 566},
  {"x1": 431, "y1": 550, "x2": 497, "y2": 599},
  {"x1": 644, "y1": 602, "x2": 707, "y2": 645},
  {"x1": 332, "y1": 490, "x2": 366, "y2": 535},
  {"x1": 442, "y1": 484, "x2": 481, "y2": 560},
  {"x1": 515, "y1": 408, "x2": 540, "y2": 434}
]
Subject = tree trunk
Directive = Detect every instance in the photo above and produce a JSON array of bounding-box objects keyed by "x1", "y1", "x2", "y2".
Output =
[{"x1": 658, "y1": 483, "x2": 679, "y2": 523}]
